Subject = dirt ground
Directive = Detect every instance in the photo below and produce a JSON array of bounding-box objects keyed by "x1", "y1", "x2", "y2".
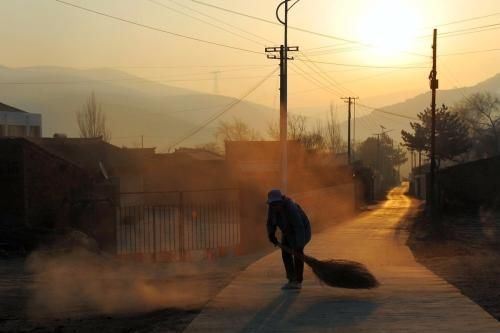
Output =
[
  {"x1": 408, "y1": 206, "x2": 500, "y2": 321},
  {"x1": 0, "y1": 249, "x2": 269, "y2": 333}
]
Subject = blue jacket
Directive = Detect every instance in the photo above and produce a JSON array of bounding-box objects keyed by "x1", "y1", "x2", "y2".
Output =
[{"x1": 267, "y1": 197, "x2": 311, "y2": 249}]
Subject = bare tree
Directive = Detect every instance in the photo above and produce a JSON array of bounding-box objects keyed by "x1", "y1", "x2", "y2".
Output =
[
  {"x1": 300, "y1": 122, "x2": 327, "y2": 151},
  {"x1": 267, "y1": 114, "x2": 308, "y2": 140},
  {"x1": 324, "y1": 110, "x2": 346, "y2": 154},
  {"x1": 214, "y1": 117, "x2": 261, "y2": 150},
  {"x1": 77, "y1": 92, "x2": 111, "y2": 142},
  {"x1": 215, "y1": 117, "x2": 261, "y2": 142},
  {"x1": 453, "y1": 92, "x2": 500, "y2": 158}
]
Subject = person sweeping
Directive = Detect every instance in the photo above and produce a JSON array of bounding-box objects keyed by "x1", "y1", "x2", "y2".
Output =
[
  {"x1": 266, "y1": 189, "x2": 311, "y2": 290},
  {"x1": 266, "y1": 189, "x2": 380, "y2": 290}
]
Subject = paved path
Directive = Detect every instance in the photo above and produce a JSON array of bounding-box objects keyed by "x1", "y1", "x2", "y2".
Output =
[{"x1": 183, "y1": 186, "x2": 500, "y2": 332}]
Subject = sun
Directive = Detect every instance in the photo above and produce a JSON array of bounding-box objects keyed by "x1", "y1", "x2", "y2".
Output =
[{"x1": 355, "y1": 1, "x2": 422, "y2": 58}]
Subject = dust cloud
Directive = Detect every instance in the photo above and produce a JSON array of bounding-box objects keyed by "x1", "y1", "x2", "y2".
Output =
[{"x1": 25, "y1": 247, "x2": 212, "y2": 319}]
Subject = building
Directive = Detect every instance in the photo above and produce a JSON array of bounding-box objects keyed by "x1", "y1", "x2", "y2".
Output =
[{"x1": 0, "y1": 102, "x2": 42, "y2": 138}]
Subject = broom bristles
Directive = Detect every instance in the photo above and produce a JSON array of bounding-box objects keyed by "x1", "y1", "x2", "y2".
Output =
[
  {"x1": 304, "y1": 255, "x2": 379, "y2": 289},
  {"x1": 278, "y1": 243, "x2": 379, "y2": 289}
]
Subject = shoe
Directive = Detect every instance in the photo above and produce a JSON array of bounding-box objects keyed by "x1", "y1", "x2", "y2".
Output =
[{"x1": 281, "y1": 281, "x2": 302, "y2": 290}]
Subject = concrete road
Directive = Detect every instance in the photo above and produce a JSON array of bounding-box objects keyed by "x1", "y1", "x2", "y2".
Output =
[{"x1": 182, "y1": 185, "x2": 500, "y2": 332}]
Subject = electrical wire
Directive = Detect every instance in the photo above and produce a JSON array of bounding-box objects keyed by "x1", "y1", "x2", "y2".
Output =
[
  {"x1": 165, "y1": 0, "x2": 275, "y2": 44},
  {"x1": 418, "y1": 21, "x2": 500, "y2": 39},
  {"x1": 297, "y1": 51, "x2": 356, "y2": 96},
  {"x1": 167, "y1": 67, "x2": 278, "y2": 150},
  {"x1": 423, "y1": 12, "x2": 500, "y2": 29},
  {"x1": 356, "y1": 103, "x2": 419, "y2": 121},
  {"x1": 147, "y1": 0, "x2": 265, "y2": 46},
  {"x1": 289, "y1": 62, "x2": 341, "y2": 97},
  {"x1": 295, "y1": 58, "x2": 429, "y2": 69},
  {"x1": 439, "y1": 48, "x2": 500, "y2": 57},
  {"x1": 53, "y1": 0, "x2": 262, "y2": 55},
  {"x1": 189, "y1": 0, "x2": 372, "y2": 46},
  {"x1": 0, "y1": 73, "x2": 276, "y2": 85}
]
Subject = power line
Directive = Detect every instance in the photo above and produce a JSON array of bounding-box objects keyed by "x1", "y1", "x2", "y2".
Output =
[
  {"x1": 438, "y1": 25, "x2": 500, "y2": 39},
  {"x1": 356, "y1": 103, "x2": 418, "y2": 121},
  {"x1": 417, "y1": 21, "x2": 500, "y2": 39},
  {"x1": 102, "y1": 102, "x2": 230, "y2": 116},
  {"x1": 190, "y1": 0, "x2": 372, "y2": 46},
  {"x1": 53, "y1": 0, "x2": 262, "y2": 55},
  {"x1": 190, "y1": 0, "x2": 497, "y2": 58},
  {"x1": 439, "y1": 48, "x2": 500, "y2": 57},
  {"x1": 289, "y1": 62, "x2": 341, "y2": 97},
  {"x1": 297, "y1": 51, "x2": 356, "y2": 96},
  {"x1": 440, "y1": 22, "x2": 500, "y2": 35},
  {"x1": 147, "y1": 0, "x2": 265, "y2": 46},
  {"x1": 0, "y1": 73, "x2": 276, "y2": 85},
  {"x1": 422, "y1": 12, "x2": 500, "y2": 30},
  {"x1": 109, "y1": 64, "x2": 273, "y2": 69},
  {"x1": 0, "y1": 66, "x2": 367, "y2": 85},
  {"x1": 295, "y1": 58, "x2": 429, "y2": 69},
  {"x1": 165, "y1": 0, "x2": 275, "y2": 44},
  {"x1": 295, "y1": 59, "x2": 347, "y2": 96},
  {"x1": 167, "y1": 68, "x2": 278, "y2": 150}
]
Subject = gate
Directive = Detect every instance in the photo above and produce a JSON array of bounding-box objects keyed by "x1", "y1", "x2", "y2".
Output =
[{"x1": 116, "y1": 189, "x2": 240, "y2": 260}]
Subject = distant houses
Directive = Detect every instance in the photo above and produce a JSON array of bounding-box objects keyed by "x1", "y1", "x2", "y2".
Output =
[
  {"x1": 0, "y1": 102, "x2": 42, "y2": 138},
  {"x1": 0, "y1": 132, "x2": 366, "y2": 257}
]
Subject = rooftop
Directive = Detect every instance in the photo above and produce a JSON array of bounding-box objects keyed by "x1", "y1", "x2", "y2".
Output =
[{"x1": 0, "y1": 102, "x2": 27, "y2": 113}]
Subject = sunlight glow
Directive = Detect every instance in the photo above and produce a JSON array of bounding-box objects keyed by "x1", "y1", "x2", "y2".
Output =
[{"x1": 355, "y1": 1, "x2": 422, "y2": 59}]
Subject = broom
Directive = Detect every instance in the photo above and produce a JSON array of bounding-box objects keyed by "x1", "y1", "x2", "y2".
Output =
[{"x1": 278, "y1": 243, "x2": 379, "y2": 289}]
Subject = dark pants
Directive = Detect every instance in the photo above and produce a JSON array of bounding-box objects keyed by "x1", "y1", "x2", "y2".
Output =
[{"x1": 281, "y1": 237, "x2": 304, "y2": 283}]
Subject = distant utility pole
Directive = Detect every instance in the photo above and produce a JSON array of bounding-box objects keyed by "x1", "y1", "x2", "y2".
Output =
[
  {"x1": 429, "y1": 28, "x2": 439, "y2": 215},
  {"x1": 341, "y1": 96, "x2": 358, "y2": 164},
  {"x1": 353, "y1": 98, "x2": 357, "y2": 161},
  {"x1": 265, "y1": 0, "x2": 300, "y2": 194},
  {"x1": 212, "y1": 70, "x2": 220, "y2": 94},
  {"x1": 373, "y1": 126, "x2": 393, "y2": 174}
]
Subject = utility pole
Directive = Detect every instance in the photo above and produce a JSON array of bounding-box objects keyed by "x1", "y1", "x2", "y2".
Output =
[
  {"x1": 265, "y1": 0, "x2": 299, "y2": 194},
  {"x1": 141, "y1": 135, "x2": 144, "y2": 149},
  {"x1": 429, "y1": 28, "x2": 439, "y2": 216},
  {"x1": 410, "y1": 149, "x2": 413, "y2": 172},
  {"x1": 341, "y1": 96, "x2": 359, "y2": 164},
  {"x1": 212, "y1": 70, "x2": 220, "y2": 94},
  {"x1": 353, "y1": 98, "x2": 357, "y2": 161}
]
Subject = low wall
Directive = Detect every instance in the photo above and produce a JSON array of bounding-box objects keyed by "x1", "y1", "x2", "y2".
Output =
[{"x1": 438, "y1": 156, "x2": 500, "y2": 211}]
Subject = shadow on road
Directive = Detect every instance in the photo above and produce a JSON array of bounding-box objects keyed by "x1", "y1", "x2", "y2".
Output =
[
  {"x1": 239, "y1": 291, "x2": 378, "y2": 332},
  {"x1": 292, "y1": 296, "x2": 378, "y2": 329}
]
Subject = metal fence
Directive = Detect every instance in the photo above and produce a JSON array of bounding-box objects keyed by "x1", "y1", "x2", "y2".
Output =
[{"x1": 116, "y1": 191, "x2": 240, "y2": 258}]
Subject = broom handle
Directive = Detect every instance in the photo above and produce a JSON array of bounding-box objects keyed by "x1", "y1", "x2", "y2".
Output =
[{"x1": 276, "y1": 242, "x2": 306, "y2": 262}]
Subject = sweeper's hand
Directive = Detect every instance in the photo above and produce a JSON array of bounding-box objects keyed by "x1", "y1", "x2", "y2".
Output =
[{"x1": 268, "y1": 234, "x2": 279, "y2": 247}]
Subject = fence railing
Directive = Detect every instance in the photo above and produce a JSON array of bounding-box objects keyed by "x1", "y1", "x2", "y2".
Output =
[{"x1": 116, "y1": 190, "x2": 240, "y2": 259}]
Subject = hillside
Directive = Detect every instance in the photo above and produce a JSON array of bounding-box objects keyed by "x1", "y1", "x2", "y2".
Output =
[
  {"x1": 350, "y1": 73, "x2": 500, "y2": 143},
  {"x1": 1, "y1": 66, "x2": 498, "y2": 151},
  {"x1": 0, "y1": 66, "x2": 277, "y2": 151}
]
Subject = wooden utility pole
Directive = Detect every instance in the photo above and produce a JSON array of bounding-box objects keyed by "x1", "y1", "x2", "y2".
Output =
[
  {"x1": 265, "y1": 0, "x2": 299, "y2": 193},
  {"x1": 341, "y1": 97, "x2": 359, "y2": 164},
  {"x1": 429, "y1": 29, "x2": 439, "y2": 215},
  {"x1": 353, "y1": 98, "x2": 357, "y2": 161}
]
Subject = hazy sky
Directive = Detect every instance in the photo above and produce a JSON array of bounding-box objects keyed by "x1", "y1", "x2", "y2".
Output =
[{"x1": 1, "y1": 0, "x2": 499, "y2": 114}]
